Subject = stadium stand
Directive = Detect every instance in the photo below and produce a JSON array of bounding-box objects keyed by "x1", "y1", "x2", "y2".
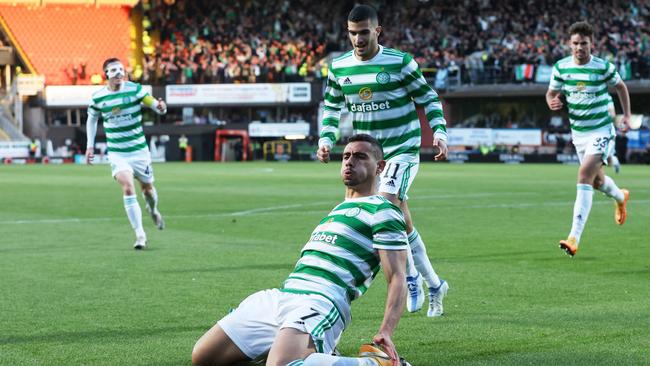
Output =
[
  {"x1": 0, "y1": 4, "x2": 132, "y2": 85},
  {"x1": 0, "y1": 0, "x2": 646, "y2": 86},
  {"x1": 0, "y1": 104, "x2": 27, "y2": 141},
  {"x1": 141, "y1": 0, "x2": 335, "y2": 84},
  {"x1": 143, "y1": 0, "x2": 650, "y2": 85}
]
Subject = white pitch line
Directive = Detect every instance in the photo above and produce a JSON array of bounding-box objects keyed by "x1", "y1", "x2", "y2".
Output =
[
  {"x1": 0, "y1": 201, "x2": 332, "y2": 225},
  {"x1": 173, "y1": 201, "x2": 331, "y2": 218},
  {"x1": 0, "y1": 193, "x2": 532, "y2": 225},
  {"x1": 417, "y1": 191, "x2": 540, "y2": 200},
  {"x1": 459, "y1": 199, "x2": 650, "y2": 209},
  {"x1": 0, "y1": 217, "x2": 115, "y2": 225},
  {"x1": 1, "y1": 196, "x2": 647, "y2": 225}
]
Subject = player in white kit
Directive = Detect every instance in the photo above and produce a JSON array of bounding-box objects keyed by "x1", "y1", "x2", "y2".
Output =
[
  {"x1": 86, "y1": 58, "x2": 167, "y2": 249},
  {"x1": 192, "y1": 135, "x2": 411, "y2": 366},
  {"x1": 546, "y1": 22, "x2": 631, "y2": 257}
]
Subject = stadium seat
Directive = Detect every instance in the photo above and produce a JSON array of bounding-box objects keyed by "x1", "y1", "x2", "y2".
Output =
[{"x1": 0, "y1": 4, "x2": 131, "y2": 85}]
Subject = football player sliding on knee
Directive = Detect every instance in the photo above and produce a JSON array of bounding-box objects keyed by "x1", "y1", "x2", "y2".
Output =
[
  {"x1": 192, "y1": 135, "x2": 410, "y2": 366},
  {"x1": 316, "y1": 4, "x2": 448, "y2": 318},
  {"x1": 86, "y1": 58, "x2": 168, "y2": 250}
]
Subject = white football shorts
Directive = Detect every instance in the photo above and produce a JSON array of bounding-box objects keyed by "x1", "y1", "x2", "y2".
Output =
[
  {"x1": 572, "y1": 125, "x2": 616, "y2": 165},
  {"x1": 217, "y1": 289, "x2": 345, "y2": 359},
  {"x1": 108, "y1": 151, "x2": 154, "y2": 183},
  {"x1": 378, "y1": 158, "x2": 418, "y2": 201}
]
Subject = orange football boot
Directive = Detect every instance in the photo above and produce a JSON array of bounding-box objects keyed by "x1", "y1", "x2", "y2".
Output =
[
  {"x1": 615, "y1": 189, "x2": 630, "y2": 225},
  {"x1": 359, "y1": 343, "x2": 393, "y2": 366},
  {"x1": 559, "y1": 237, "x2": 578, "y2": 257}
]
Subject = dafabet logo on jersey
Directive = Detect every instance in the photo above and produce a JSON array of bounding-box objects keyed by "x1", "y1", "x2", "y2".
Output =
[
  {"x1": 350, "y1": 86, "x2": 392, "y2": 112},
  {"x1": 349, "y1": 100, "x2": 391, "y2": 112},
  {"x1": 310, "y1": 231, "x2": 338, "y2": 245}
]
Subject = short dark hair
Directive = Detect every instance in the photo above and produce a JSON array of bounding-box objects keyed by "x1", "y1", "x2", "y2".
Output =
[
  {"x1": 347, "y1": 134, "x2": 383, "y2": 160},
  {"x1": 102, "y1": 58, "x2": 121, "y2": 71},
  {"x1": 568, "y1": 21, "x2": 593, "y2": 40},
  {"x1": 348, "y1": 4, "x2": 378, "y2": 24}
]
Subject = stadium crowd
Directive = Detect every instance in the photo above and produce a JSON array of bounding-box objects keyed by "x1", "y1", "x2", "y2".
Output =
[
  {"x1": 141, "y1": 0, "x2": 338, "y2": 84},
  {"x1": 140, "y1": 0, "x2": 650, "y2": 85}
]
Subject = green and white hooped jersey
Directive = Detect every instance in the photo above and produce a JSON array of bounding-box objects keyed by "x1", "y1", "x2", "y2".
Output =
[
  {"x1": 549, "y1": 56, "x2": 621, "y2": 134},
  {"x1": 319, "y1": 45, "x2": 447, "y2": 163},
  {"x1": 281, "y1": 195, "x2": 408, "y2": 325},
  {"x1": 87, "y1": 81, "x2": 150, "y2": 155}
]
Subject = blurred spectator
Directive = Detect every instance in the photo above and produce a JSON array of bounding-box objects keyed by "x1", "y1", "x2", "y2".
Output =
[{"x1": 140, "y1": 0, "x2": 650, "y2": 85}]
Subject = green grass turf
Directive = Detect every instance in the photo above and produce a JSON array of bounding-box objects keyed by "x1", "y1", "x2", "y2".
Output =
[{"x1": 1, "y1": 162, "x2": 649, "y2": 366}]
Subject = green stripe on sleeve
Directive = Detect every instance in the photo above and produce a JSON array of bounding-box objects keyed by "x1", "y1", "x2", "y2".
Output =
[
  {"x1": 373, "y1": 219, "x2": 407, "y2": 234},
  {"x1": 320, "y1": 131, "x2": 337, "y2": 142}
]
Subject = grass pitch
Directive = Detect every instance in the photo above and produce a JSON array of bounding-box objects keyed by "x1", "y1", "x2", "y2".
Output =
[{"x1": 1, "y1": 162, "x2": 649, "y2": 366}]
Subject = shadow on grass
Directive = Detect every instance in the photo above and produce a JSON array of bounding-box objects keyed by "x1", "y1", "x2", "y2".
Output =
[
  {"x1": 445, "y1": 250, "x2": 547, "y2": 262},
  {"x1": 0, "y1": 325, "x2": 201, "y2": 345},
  {"x1": 601, "y1": 267, "x2": 650, "y2": 276},
  {"x1": 159, "y1": 263, "x2": 292, "y2": 273}
]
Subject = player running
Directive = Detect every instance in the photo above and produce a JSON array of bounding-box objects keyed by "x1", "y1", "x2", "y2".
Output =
[
  {"x1": 546, "y1": 21, "x2": 631, "y2": 257},
  {"x1": 86, "y1": 58, "x2": 167, "y2": 250}
]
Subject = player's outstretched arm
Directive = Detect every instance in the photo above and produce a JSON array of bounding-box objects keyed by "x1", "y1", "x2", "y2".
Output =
[{"x1": 374, "y1": 248, "x2": 407, "y2": 366}]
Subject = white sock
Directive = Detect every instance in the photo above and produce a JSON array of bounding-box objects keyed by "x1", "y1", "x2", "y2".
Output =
[
  {"x1": 405, "y1": 242, "x2": 419, "y2": 279},
  {"x1": 124, "y1": 195, "x2": 145, "y2": 238},
  {"x1": 598, "y1": 175, "x2": 625, "y2": 202},
  {"x1": 568, "y1": 184, "x2": 593, "y2": 244},
  {"x1": 302, "y1": 353, "x2": 378, "y2": 366},
  {"x1": 408, "y1": 229, "x2": 441, "y2": 288},
  {"x1": 143, "y1": 187, "x2": 159, "y2": 212}
]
